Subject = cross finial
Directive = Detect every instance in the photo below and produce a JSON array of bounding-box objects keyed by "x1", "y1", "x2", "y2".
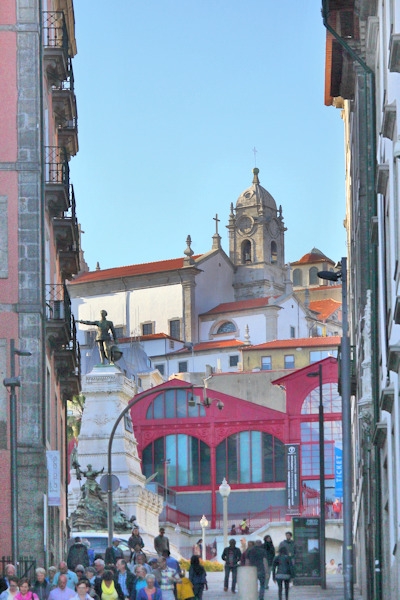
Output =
[
  {"x1": 252, "y1": 147, "x2": 258, "y2": 166},
  {"x1": 213, "y1": 213, "x2": 220, "y2": 235}
]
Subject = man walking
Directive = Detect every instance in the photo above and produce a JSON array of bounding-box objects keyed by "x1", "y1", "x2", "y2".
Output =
[
  {"x1": 247, "y1": 540, "x2": 268, "y2": 600},
  {"x1": 279, "y1": 532, "x2": 295, "y2": 565},
  {"x1": 221, "y1": 539, "x2": 241, "y2": 593},
  {"x1": 154, "y1": 528, "x2": 170, "y2": 556},
  {"x1": 48, "y1": 575, "x2": 75, "y2": 600}
]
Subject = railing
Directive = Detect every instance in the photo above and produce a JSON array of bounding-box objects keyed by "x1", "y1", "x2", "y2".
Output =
[
  {"x1": 45, "y1": 146, "x2": 70, "y2": 187},
  {"x1": 43, "y1": 11, "x2": 68, "y2": 52},
  {"x1": 52, "y1": 57, "x2": 75, "y2": 92},
  {"x1": 45, "y1": 282, "x2": 72, "y2": 328},
  {"x1": 1, "y1": 556, "x2": 36, "y2": 579},
  {"x1": 159, "y1": 506, "x2": 190, "y2": 529}
]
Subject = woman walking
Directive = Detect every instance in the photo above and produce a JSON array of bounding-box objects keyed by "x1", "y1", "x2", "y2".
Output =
[
  {"x1": 262, "y1": 535, "x2": 276, "y2": 589},
  {"x1": 188, "y1": 556, "x2": 207, "y2": 600},
  {"x1": 272, "y1": 547, "x2": 295, "y2": 600}
]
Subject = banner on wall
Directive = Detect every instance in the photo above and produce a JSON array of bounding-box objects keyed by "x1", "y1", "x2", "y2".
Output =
[
  {"x1": 334, "y1": 442, "x2": 343, "y2": 498},
  {"x1": 46, "y1": 450, "x2": 61, "y2": 506}
]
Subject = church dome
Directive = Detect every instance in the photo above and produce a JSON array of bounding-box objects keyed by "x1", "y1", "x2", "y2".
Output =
[{"x1": 236, "y1": 168, "x2": 277, "y2": 211}]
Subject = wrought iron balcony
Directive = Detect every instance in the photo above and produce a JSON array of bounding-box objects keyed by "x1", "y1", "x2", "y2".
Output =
[
  {"x1": 52, "y1": 58, "x2": 78, "y2": 125},
  {"x1": 45, "y1": 283, "x2": 72, "y2": 347},
  {"x1": 43, "y1": 11, "x2": 69, "y2": 84},
  {"x1": 53, "y1": 184, "x2": 80, "y2": 279},
  {"x1": 54, "y1": 317, "x2": 81, "y2": 402},
  {"x1": 57, "y1": 115, "x2": 78, "y2": 157},
  {"x1": 45, "y1": 146, "x2": 70, "y2": 216}
]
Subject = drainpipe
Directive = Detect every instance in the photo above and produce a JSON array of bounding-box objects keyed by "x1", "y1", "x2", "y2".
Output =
[{"x1": 321, "y1": 3, "x2": 381, "y2": 600}]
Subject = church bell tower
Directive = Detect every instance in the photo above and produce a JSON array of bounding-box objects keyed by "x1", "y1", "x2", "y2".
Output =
[{"x1": 227, "y1": 168, "x2": 287, "y2": 299}]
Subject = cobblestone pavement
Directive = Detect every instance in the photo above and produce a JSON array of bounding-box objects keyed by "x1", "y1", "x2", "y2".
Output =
[{"x1": 203, "y1": 571, "x2": 363, "y2": 600}]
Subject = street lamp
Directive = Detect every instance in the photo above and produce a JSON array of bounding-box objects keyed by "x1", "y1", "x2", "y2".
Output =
[
  {"x1": 162, "y1": 458, "x2": 171, "y2": 503},
  {"x1": 318, "y1": 258, "x2": 353, "y2": 600},
  {"x1": 219, "y1": 478, "x2": 231, "y2": 549},
  {"x1": 307, "y1": 363, "x2": 326, "y2": 589},
  {"x1": 175, "y1": 523, "x2": 181, "y2": 553},
  {"x1": 3, "y1": 339, "x2": 32, "y2": 566},
  {"x1": 199, "y1": 515, "x2": 208, "y2": 562},
  {"x1": 107, "y1": 384, "x2": 194, "y2": 546}
]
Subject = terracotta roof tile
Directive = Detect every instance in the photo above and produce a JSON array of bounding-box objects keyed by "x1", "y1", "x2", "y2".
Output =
[
  {"x1": 309, "y1": 299, "x2": 341, "y2": 320},
  {"x1": 291, "y1": 248, "x2": 333, "y2": 266},
  {"x1": 178, "y1": 340, "x2": 245, "y2": 353},
  {"x1": 242, "y1": 336, "x2": 341, "y2": 351},
  {"x1": 70, "y1": 255, "x2": 202, "y2": 284},
  {"x1": 119, "y1": 333, "x2": 177, "y2": 343},
  {"x1": 202, "y1": 296, "x2": 275, "y2": 316}
]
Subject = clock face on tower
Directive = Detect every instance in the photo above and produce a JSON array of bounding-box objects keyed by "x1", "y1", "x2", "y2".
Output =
[
  {"x1": 268, "y1": 218, "x2": 280, "y2": 239},
  {"x1": 238, "y1": 216, "x2": 254, "y2": 235}
]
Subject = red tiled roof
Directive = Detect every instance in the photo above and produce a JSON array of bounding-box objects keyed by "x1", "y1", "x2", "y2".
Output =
[
  {"x1": 309, "y1": 299, "x2": 341, "y2": 320},
  {"x1": 70, "y1": 255, "x2": 202, "y2": 284},
  {"x1": 291, "y1": 248, "x2": 333, "y2": 265},
  {"x1": 242, "y1": 336, "x2": 341, "y2": 351},
  {"x1": 177, "y1": 340, "x2": 246, "y2": 353},
  {"x1": 202, "y1": 296, "x2": 275, "y2": 316},
  {"x1": 119, "y1": 333, "x2": 176, "y2": 343}
]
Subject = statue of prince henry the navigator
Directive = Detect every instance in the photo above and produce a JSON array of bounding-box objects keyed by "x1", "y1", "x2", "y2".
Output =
[{"x1": 77, "y1": 310, "x2": 122, "y2": 364}]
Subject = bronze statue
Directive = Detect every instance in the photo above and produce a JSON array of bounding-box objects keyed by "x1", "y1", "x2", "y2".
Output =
[{"x1": 77, "y1": 310, "x2": 122, "y2": 364}]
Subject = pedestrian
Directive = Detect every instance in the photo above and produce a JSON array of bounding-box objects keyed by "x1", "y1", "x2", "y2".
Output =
[
  {"x1": 221, "y1": 539, "x2": 241, "y2": 593},
  {"x1": 115, "y1": 560, "x2": 134, "y2": 600},
  {"x1": 278, "y1": 532, "x2": 295, "y2": 566},
  {"x1": 67, "y1": 538, "x2": 90, "y2": 571},
  {"x1": 247, "y1": 540, "x2": 268, "y2": 600},
  {"x1": 262, "y1": 535, "x2": 276, "y2": 589},
  {"x1": 240, "y1": 540, "x2": 254, "y2": 566},
  {"x1": 239, "y1": 519, "x2": 249, "y2": 534},
  {"x1": 188, "y1": 556, "x2": 207, "y2": 600},
  {"x1": 15, "y1": 579, "x2": 38, "y2": 600},
  {"x1": 94, "y1": 571, "x2": 124, "y2": 600},
  {"x1": 157, "y1": 557, "x2": 181, "y2": 600},
  {"x1": 47, "y1": 570, "x2": 57, "y2": 588},
  {"x1": 332, "y1": 499, "x2": 342, "y2": 519},
  {"x1": 176, "y1": 570, "x2": 194, "y2": 600},
  {"x1": 128, "y1": 528, "x2": 144, "y2": 557},
  {"x1": 230, "y1": 525, "x2": 237, "y2": 536},
  {"x1": 154, "y1": 528, "x2": 170, "y2": 556},
  {"x1": 52, "y1": 564, "x2": 78, "y2": 591},
  {"x1": 272, "y1": 547, "x2": 295, "y2": 600},
  {"x1": 48, "y1": 576, "x2": 75, "y2": 600},
  {"x1": 0, "y1": 577, "x2": 19, "y2": 600},
  {"x1": 105, "y1": 540, "x2": 123, "y2": 566},
  {"x1": 135, "y1": 575, "x2": 161, "y2": 600},
  {"x1": 33, "y1": 569, "x2": 52, "y2": 600},
  {"x1": 70, "y1": 580, "x2": 92, "y2": 600}
]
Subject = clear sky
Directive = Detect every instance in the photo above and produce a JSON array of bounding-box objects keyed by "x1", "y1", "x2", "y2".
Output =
[{"x1": 71, "y1": 0, "x2": 347, "y2": 272}]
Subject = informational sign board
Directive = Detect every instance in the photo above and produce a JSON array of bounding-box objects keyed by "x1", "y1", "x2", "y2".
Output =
[
  {"x1": 292, "y1": 517, "x2": 321, "y2": 585},
  {"x1": 335, "y1": 442, "x2": 343, "y2": 498},
  {"x1": 286, "y1": 444, "x2": 300, "y2": 512},
  {"x1": 46, "y1": 450, "x2": 61, "y2": 506}
]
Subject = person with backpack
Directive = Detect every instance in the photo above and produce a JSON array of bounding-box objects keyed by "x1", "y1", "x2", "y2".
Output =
[
  {"x1": 188, "y1": 556, "x2": 207, "y2": 600},
  {"x1": 272, "y1": 547, "x2": 295, "y2": 600}
]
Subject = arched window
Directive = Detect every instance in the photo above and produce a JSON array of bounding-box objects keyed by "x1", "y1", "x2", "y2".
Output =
[
  {"x1": 146, "y1": 389, "x2": 206, "y2": 419},
  {"x1": 271, "y1": 241, "x2": 278, "y2": 263},
  {"x1": 241, "y1": 240, "x2": 252, "y2": 263},
  {"x1": 216, "y1": 431, "x2": 285, "y2": 484},
  {"x1": 293, "y1": 268, "x2": 302, "y2": 286},
  {"x1": 309, "y1": 266, "x2": 318, "y2": 285},
  {"x1": 301, "y1": 382, "x2": 341, "y2": 414},
  {"x1": 216, "y1": 321, "x2": 236, "y2": 334},
  {"x1": 142, "y1": 434, "x2": 211, "y2": 486}
]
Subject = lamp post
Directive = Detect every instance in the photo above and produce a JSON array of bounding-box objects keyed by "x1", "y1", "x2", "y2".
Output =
[
  {"x1": 106, "y1": 384, "x2": 194, "y2": 546},
  {"x1": 219, "y1": 478, "x2": 231, "y2": 549},
  {"x1": 318, "y1": 258, "x2": 353, "y2": 600},
  {"x1": 307, "y1": 363, "x2": 326, "y2": 589},
  {"x1": 199, "y1": 515, "x2": 208, "y2": 562},
  {"x1": 175, "y1": 523, "x2": 181, "y2": 554},
  {"x1": 3, "y1": 339, "x2": 32, "y2": 566},
  {"x1": 162, "y1": 458, "x2": 171, "y2": 503}
]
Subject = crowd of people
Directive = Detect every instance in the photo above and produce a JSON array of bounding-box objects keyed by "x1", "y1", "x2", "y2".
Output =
[
  {"x1": 221, "y1": 532, "x2": 296, "y2": 600},
  {"x1": 0, "y1": 528, "x2": 207, "y2": 600}
]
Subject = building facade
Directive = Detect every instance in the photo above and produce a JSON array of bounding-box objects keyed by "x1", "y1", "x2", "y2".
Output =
[
  {"x1": 0, "y1": 0, "x2": 81, "y2": 565},
  {"x1": 323, "y1": 1, "x2": 400, "y2": 599}
]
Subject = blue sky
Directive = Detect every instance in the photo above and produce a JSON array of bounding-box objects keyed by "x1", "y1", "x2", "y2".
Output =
[{"x1": 71, "y1": 1, "x2": 346, "y2": 272}]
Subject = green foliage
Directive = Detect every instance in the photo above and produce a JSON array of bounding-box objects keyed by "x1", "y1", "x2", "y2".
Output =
[{"x1": 179, "y1": 558, "x2": 223, "y2": 572}]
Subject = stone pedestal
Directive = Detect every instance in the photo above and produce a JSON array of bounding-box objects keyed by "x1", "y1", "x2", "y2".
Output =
[
  {"x1": 237, "y1": 566, "x2": 258, "y2": 600},
  {"x1": 68, "y1": 364, "x2": 162, "y2": 534}
]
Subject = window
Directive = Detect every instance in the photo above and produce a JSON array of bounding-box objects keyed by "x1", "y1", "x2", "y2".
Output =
[
  {"x1": 155, "y1": 363, "x2": 165, "y2": 376},
  {"x1": 229, "y1": 355, "x2": 239, "y2": 367},
  {"x1": 301, "y1": 382, "x2": 341, "y2": 414},
  {"x1": 169, "y1": 319, "x2": 181, "y2": 340},
  {"x1": 261, "y1": 356, "x2": 272, "y2": 370},
  {"x1": 142, "y1": 434, "x2": 211, "y2": 486},
  {"x1": 242, "y1": 240, "x2": 252, "y2": 263},
  {"x1": 309, "y1": 267, "x2": 319, "y2": 285},
  {"x1": 301, "y1": 421, "x2": 342, "y2": 476},
  {"x1": 142, "y1": 322, "x2": 154, "y2": 335},
  {"x1": 216, "y1": 431, "x2": 285, "y2": 484},
  {"x1": 290, "y1": 326, "x2": 296, "y2": 339},
  {"x1": 114, "y1": 326, "x2": 125, "y2": 339},
  {"x1": 310, "y1": 350, "x2": 337, "y2": 363},
  {"x1": 146, "y1": 389, "x2": 206, "y2": 419},
  {"x1": 217, "y1": 321, "x2": 236, "y2": 334},
  {"x1": 271, "y1": 241, "x2": 278, "y2": 263},
  {"x1": 293, "y1": 268, "x2": 302, "y2": 286},
  {"x1": 178, "y1": 361, "x2": 188, "y2": 373},
  {"x1": 284, "y1": 354, "x2": 295, "y2": 369}
]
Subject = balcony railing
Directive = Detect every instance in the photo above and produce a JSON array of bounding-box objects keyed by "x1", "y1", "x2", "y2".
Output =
[
  {"x1": 45, "y1": 146, "x2": 70, "y2": 215},
  {"x1": 53, "y1": 184, "x2": 80, "y2": 279},
  {"x1": 45, "y1": 283, "x2": 72, "y2": 346},
  {"x1": 52, "y1": 58, "x2": 77, "y2": 124},
  {"x1": 43, "y1": 11, "x2": 69, "y2": 82},
  {"x1": 57, "y1": 116, "x2": 79, "y2": 157},
  {"x1": 55, "y1": 317, "x2": 81, "y2": 401}
]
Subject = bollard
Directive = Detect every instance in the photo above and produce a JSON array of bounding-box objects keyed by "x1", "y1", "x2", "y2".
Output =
[{"x1": 237, "y1": 565, "x2": 258, "y2": 600}]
